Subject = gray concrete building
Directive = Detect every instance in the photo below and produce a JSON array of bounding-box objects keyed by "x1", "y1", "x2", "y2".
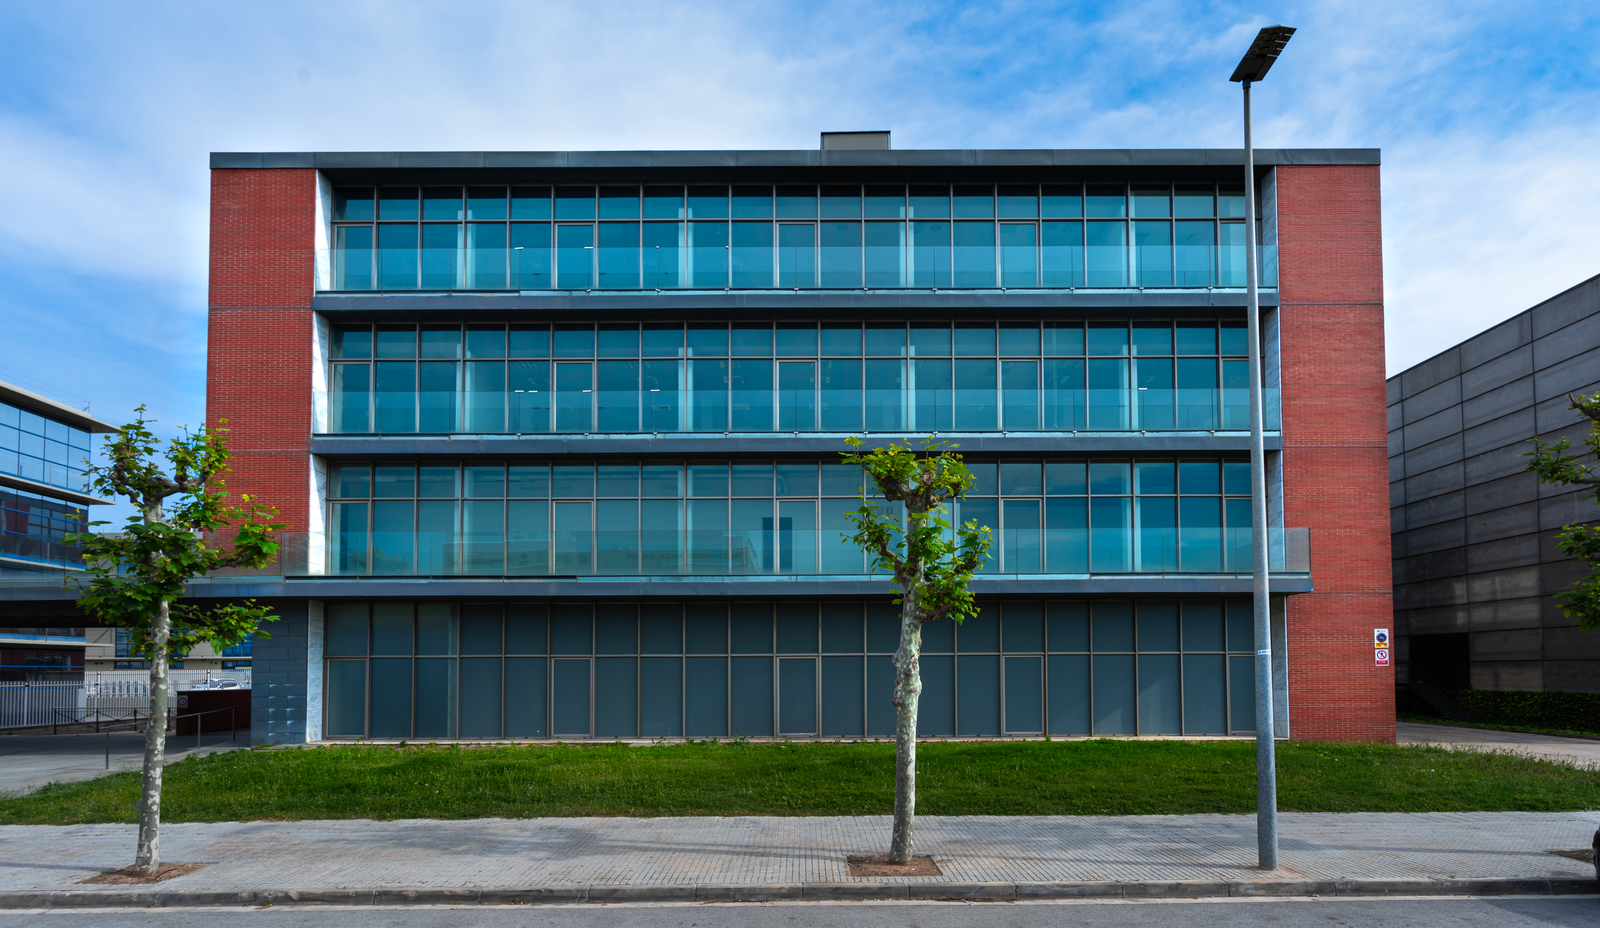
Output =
[{"x1": 1389, "y1": 273, "x2": 1600, "y2": 693}]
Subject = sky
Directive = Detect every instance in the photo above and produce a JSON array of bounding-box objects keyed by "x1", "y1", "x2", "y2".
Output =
[{"x1": 1, "y1": 0, "x2": 1598, "y2": 451}]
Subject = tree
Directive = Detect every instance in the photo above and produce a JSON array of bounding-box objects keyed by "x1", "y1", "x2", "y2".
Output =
[
  {"x1": 841, "y1": 436, "x2": 993, "y2": 864},
  {"x1": 64, "y1": 409, "x2": 283, "y2": 875},
  {"x1": 1526, "y1": 392, "x2": 1600, "y2": 631}
]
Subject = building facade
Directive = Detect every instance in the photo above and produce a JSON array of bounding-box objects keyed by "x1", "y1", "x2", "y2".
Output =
[
  {"x1": 191, "y1": 140, "x2": 1392, "y2": 745},
  {"x1": 1389, "y1": 273, "x2": 1600, "y2": 693},
  {"x1": 0, "y1": 380, "x2": 117, "y2": 677}
]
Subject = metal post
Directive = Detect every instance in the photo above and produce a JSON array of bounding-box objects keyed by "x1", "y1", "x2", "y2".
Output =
[
  {"x1": 1243, "y1": 77, "x2": 1280, "y2": 871},
  {"x1": 105, "y1": 729, "x2": 110, "y2": 770}
]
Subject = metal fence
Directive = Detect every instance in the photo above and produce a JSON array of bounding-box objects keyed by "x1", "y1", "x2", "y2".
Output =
[{"x1": 0, "y1": 681, "x2": 84, "y2": 729}]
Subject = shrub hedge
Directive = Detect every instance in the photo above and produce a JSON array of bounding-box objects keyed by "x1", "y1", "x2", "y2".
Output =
[{"x1": 1454, "y1": 688, "x2": 1600, "y2": 733}]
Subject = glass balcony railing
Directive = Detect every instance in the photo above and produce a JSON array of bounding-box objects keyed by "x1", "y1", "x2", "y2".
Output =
[
  {"x1": 200, "y1": 528, "x2": 1310, "y2": 579},
  {"x1": 313, "y1": 386, "x2": 1282, "y2": 435},
  {"x1": 0, "y1": 532, "x2": 84, "y2": 572},
  {"x1": 316, "y1": 243, "x2": 1280, "y2": 293}
]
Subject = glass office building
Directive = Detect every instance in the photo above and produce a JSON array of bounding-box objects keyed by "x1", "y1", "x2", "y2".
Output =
[
  {"x1": 195, "y1": 140, "x2": 1395, "y2": 745},
  {"x1": 0, "y1": 384, "x2": 114, "y2": 579}
]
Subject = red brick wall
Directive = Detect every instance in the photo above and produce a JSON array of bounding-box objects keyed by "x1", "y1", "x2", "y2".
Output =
[
  {"x1": 206, "y1": 169, "x2": 316, "y2": 532},
  {"x1": 1275, "y1": 164, "x2": 1395, "y2": 742}
]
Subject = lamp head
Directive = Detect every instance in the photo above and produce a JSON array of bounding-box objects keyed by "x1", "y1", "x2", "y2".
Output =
[{"x1": 1230, "y1": 25, "x2": 1295, "y2": 82}]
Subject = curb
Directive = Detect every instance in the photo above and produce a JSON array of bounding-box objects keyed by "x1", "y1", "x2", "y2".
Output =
[{"x1": 2, "y1": 878, "x2": 1596, "y2": 907}]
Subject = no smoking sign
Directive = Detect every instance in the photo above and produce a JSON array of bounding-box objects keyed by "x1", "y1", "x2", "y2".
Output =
[{"x1": 1374, "y1": 648, "x2": 1390, "y2": 667}]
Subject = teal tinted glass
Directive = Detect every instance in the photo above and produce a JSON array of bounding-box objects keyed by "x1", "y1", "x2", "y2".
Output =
[
  {"x1": 1176, "y1": 322, "x2": 1217, "y2": 355},
  {"x1": 375, "y1": 466, "x2": 415, "y2": 498},
  {"x1": 953, "y1": 184, "x2": 993, "y2": 218},
  {"x1": 687, "y1": 324, "x2": 728, "y2": 357},
  {"x1": 423, "y1": 187, "x2": 462, "y2": 220},
  {"x1": 335, "y1": 465, "x2": 370, "y2": 498},
  {"x1": 379, "y1": 187, "x2": 418, "y2": 220},
  {"x1": 1218, "y1": 186, "x2": 1246, "y2": 218},
  {"x1": 1220, "y1": 321, "x2": 1249, "y2": 355},
  {"x1": 999, "y1": 323, "x2": 1040, "y2": 356},
  {"x1": 333, "y1": 325, "x2": 372, "y2": 359},
  {"x1": 1180, "y1": 462, "x2": 1221, "y2": 494},
  {"x1": 1043, "y1": 323, "x2": 1084, "y2": 356},
  {"x1": 1131, "y1": 186, "x2": 1170, "y2": 217},
  {"x1": 776, "y1": 323, "x2": 817, "y2": 356},
  {"x1": 1134, "y1": 462, "x2": 1175, "y2": 494},
  {"x1": 644, "y1": 186, "x2": 684, "y2": 219},
  {"x1": 419, "y1": 466, "x2": 459, "y2": 497},
  {"x1": 466, "y1": 187, "x2": 506, "y2": 220},
  {"x1": 1042, "y1": 184, "x2": 1082, "y2": 217},
  {"x1": 555, "y1": 187, "x2": 596, "y2": 220},
  {"x1": 642, "y1": 324, "x2": 684, "y2": 357},
  {"x1": 821, "y1": 324, "x2": 862, "y2": 356},
  {"x1": 864, "y1": 185, "x2": 904, "y2": 218},
  {"x1": 954, "y1": 322, "x2": 995, "y2": 356},
  {"x1": 510, "y1": 325, "x2": 550, "y2": 357},
  {"x1": 1132, "y1": 323, "x2": 1171, "y2": 356},
  {"x1": 997, "y1": 185, "x2": 1038, "y2": 218},
  {"x1": 375, "y1": 325, "x2": 416, "y2": 358},
  {"x1": 820, "y1": 186, "x2": 860, "y2": 219},
  {"x1": 511, "y1": 187, "x2": 551, "y2": 220},
  {"x1": 1086, "y1": 322, "x2": 1128, "y2": 356},
  {"x1": 555, "y1": 325, "x2": 595, "y2": 358},
  {"x1": 731, "y1": 323, "x2": 772, "y2": 356},
  {"x1": 1045, "y1": 462, "x2": 1086, "y2": 494},
  {"x1": 776, "y1": 185, "x2": 816, "y2": 219},
  {"x1": 687, "y1": 186, "x2": 728, "y2": 219},
  {"x1": 1089, "y1": 462, "x2": 1130, "y2": 494},
  {"x1": 1174, "y1": 185, "x2": 1214, "y2": 217},
  {"x1": 598, "y1": 187, "x2": 639, "y2": 219},
  {"x1": 731, "y1": 186, "x2": 772, "y2": 219},
  {"x1": 420, "y1": 325, "x2": 460, "y2": 359},
  {"x1": 908, "y1": 185, "x2": 949, "y2": 219},
  {"x1": 1085, "y1": 185, "x2": 1126, "y2": 218},
  {"x1": 335, "y1": 188, "x2": 375, "y2": 221},
  {"x1": 598, "y1": 325, "x2": 639, "y2": 358}
]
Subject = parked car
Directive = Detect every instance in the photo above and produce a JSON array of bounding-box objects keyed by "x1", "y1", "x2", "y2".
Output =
[{"x1": 190, "y1": 679, "x2": 243, "y2": 690}]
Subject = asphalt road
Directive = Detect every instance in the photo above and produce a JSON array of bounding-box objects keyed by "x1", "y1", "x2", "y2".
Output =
[{"x1": 4, "y1": 898, "x2": 1599, "y2": 927}]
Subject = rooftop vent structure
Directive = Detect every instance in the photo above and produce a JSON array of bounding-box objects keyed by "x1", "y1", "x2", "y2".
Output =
[{"x1": 820, "y1": 131, "x2": 890, "y2": 151}]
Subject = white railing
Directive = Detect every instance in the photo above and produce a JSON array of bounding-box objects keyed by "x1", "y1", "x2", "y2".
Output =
[{"x1": 0, "y1": 681, "x2": 85, "y2": 729}]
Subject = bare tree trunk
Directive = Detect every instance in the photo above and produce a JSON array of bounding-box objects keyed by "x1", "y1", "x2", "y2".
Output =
[
  {"x1": 888, "y1": 580, "x2": 923, "y2": 863},
  {"x1": 133, "y1": 597, "x2": 171, "y2": 874}
]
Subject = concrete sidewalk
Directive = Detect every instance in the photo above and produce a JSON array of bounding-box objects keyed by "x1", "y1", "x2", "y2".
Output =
[{"x1": 1, "y1": 813, "x2": 1596, "y2": 906}]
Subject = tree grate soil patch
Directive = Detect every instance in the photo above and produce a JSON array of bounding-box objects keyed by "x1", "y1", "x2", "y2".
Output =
[
  {"x1": 846, "y1": 854, "x2": 943, "y2": 877},
  {"x1": 1545, "y1": 848, "x2": 1595, "y2": 864},
  {"x1": 80, "y1": 862, "x2": 209, "y2": 885}
]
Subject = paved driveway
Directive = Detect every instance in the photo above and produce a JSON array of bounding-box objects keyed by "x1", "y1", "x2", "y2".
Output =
[
  {"x1": 1397, "y1": 721, "x2": 1600, "y2": 769},
  {"x1": 0, "y1": 730, "x2": 247, "y2": 796}
]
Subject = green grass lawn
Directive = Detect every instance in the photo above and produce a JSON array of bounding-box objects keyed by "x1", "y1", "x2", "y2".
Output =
[{"x1": 4, "y1": 738, "x2": 1596, "y2": 825}]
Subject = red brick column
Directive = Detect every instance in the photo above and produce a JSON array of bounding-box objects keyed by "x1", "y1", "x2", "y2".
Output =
[
  {"x1": 207, "y1": 169, "x2": 316, "y2": 532},
  {"x1": 1275, "y1": 165, "x2": 1395, "y2": 742}
]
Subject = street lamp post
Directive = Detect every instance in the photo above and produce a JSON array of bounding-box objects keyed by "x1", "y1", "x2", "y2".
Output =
[{"x1": 1231, "y1": 23, "x2": 1294, "y2": 872}]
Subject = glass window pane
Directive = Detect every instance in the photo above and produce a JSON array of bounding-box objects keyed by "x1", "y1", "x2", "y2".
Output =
[
  {"x1": 776, "y1": 185, "x2": 817, "y2": 219},
  {"x1": 689, "y1": 221, "x2": 728, "y2": 288},
  {"x1": 731, "y1": 222, "x2": 773, "y2": 288},
  {"x1": 910, "y1": 324, "x2": 949, "y2": 357},
  {"x1": 1041, "y1": 222, "x2": 1083, "y2": 288},
  {"x1": 551, "y1": 659, "x2": 590, "y2": 735},
  {"x1": 643, "y1": 323, "x2": 684, "y2": 357},
  {"x1": 687, "y1": 185, "x2": 728, "y2": 219},
  {"x1": 334, "y1": 188, "x2": 375, "y2": 221},
  {"x1": 369, "y1": 658, "x2": 411, "y2": 738},
  {"x1": 377, "y1": 223, "x2": 418, "y2": 290},
  {"x1": 595, "y1": 657, "x2": 637, "y2": 736},
  {"x1": 555, "y1": 187, "x2": 595, "y2": 220},
  {"x1": 644, "y1": 186, "x2": 684, "y2": 219},
  {"x1": 820, "y1": 359, "x2": 861, "y2": 431},
  {"x1": 598, "y1": 222, "x2": 640, "y2": 289},
  {"x1": 1000, "y1": 223, "x2": 1037, "y2": 287},
  {"x1": 820, "y1": 222, "x2": 861, "y2": 288},
  {"x1": 864, "y1": 185, "x2": 904, "y2": 219},
  {"x1": 324, "y1": 661, "x2": 366, "y2": 737},
  {"x1": 1135, "y1": 221, "x2": 1172, "y2": 287},
  {"x1": 732, "y1": 185, "x2": 773, "y2": 219},
  {"x1": 640, "y1": 657, "x2": 682, "y2": 736},
  {"x1": 821, "y1": 656, "x2": 863, "y2": 736},
  {"x1": 688, "y1": 323, "x2": 728, "y2": 358},
  {"x1": 1086, "y1": 185, "x2": 1126, "y2": 218},
  {"x1": 596, "y1": 324, "x2": 639, "y2": 359},
  {"x1": 1138, "y1": 653, "x2": 1181, "y2": 733},
  {"x1": 1004, "y1": 656, "x2": 1042, "y2": 732},
  {"x1": 644, "y1": 222, "x2": 684, "y2": 288},
  {"x1": 997, "y1": 185, "x2": 1038, "y2": 218},
  {"x1": 553, "y1": 464, "x2": 594, "y2": 498},
  {"x1": 686, "y1": 656, "x2": 728, "y2": 736},
  {"x1": 379, "y1": 187, "x2": 418, "y2": 221},
  {"x1": 1132, "y1": 322, "x2": 1171, "y2": 356},
  {"x1": 599, "y1": 186, "x2": 639, "y2": 220},
  {"x1": 954, "y1": 322, "x2": 995, "y2": 356},
  {"x1": 1000, "y1": 323, "x2": 1040, "y2": 357},
  {"x1": 776, "y1": 322, "x2": 817, "y2": 357},
  {"x1": 458, "y1": 657, "x2": 501, "y2": 738},
  {"x1": 1176, "y1": 321, "x2": 1218, "y2": 356},
  {"x1": 1218, "y1": 185, "x2": 1247, "y2": 218},
  {"x1": 511, "y1": 186, "x2": 552, "y2": 220},
  {"x1": 731, "y1": 359, "x2": 773, "y2": 431},
  {"x1": 777, "y1": 223, "x2": 815, "y2": 288},
  {"x1": 511, "y1": 223, "x2": 552, "y2": 289},
  {"x1": 334, "y1": 226, "x2": 373, "y2": 290},
  {"x1": 910, "y1": 221, "x2": 950, "y2": 288},
  {"x1": 1175, "y1": 185, "x2": 1214, "y2": 218},
  {"x1": 908, "y1": 185, "x2": 949, "y2": 219},
  {"x1": 1131, "y1": 185, "x2": 1170, "y2": 218},
  {"x1": 423, "y1": 187, "x2": 462, "y2": 220},
  {"x1": 467, "y1": 186, "x2": 507, "y2": 221},
  {"x1": 821, "y1": 185, "x2": 860, "y2": 219},
  {"x1": 1086, "y1": 222, "x2": 1127, "y2": 287},
  {"x1": 556, "y1": 225, "x2": 594, "y2": 289},
  {"x1": 1046, "y1": 461, "x2": 1086, "y2": 495},
  {"x1": 505, "y1": 656, "x2": 547, "y2": 737},
  {"x1": 953, "y1": 222, "x2": 994, "y2": 288},
  {"x1": 1042, "y1": 184, "x2": 1082, "y2": 218},
  {"x1": 1087, "y1": 322, "x2": 1128, "y2": 356},
  {"x1": 864, "y1": 222, "x2": 904, "y2": 288},
  {"x1": 953, "y1": 184, "x2": 993, "y2": 218},
  {"x1": 732, "y1": 656, "x2": 774, "y2": 736}
]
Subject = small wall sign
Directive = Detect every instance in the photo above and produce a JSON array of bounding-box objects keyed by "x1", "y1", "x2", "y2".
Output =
[
  {"x1": 1374, "y1": 648, "x2": 1390, "y2": 667},
  {"x1": 1373, "y1": 628, "x2": 1390, "y2": 649}
]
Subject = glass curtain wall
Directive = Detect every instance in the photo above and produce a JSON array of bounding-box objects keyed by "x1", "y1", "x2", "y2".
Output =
[
  {"x1": 325, "y1": 458, "x2": 1258, "y2": 577},
  {"x1": 328, "y1": 184, "x2": 1272, "y2": 291},
  {"x1": 0, "y1": 401, "x2": 93, "y2": 493},
  {"x1": 321, "y1": 599, "x2": 1263, "y2": 740},
  {"x1": 325, "y1": 320, "x2": 1275, "y2": 435}
]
